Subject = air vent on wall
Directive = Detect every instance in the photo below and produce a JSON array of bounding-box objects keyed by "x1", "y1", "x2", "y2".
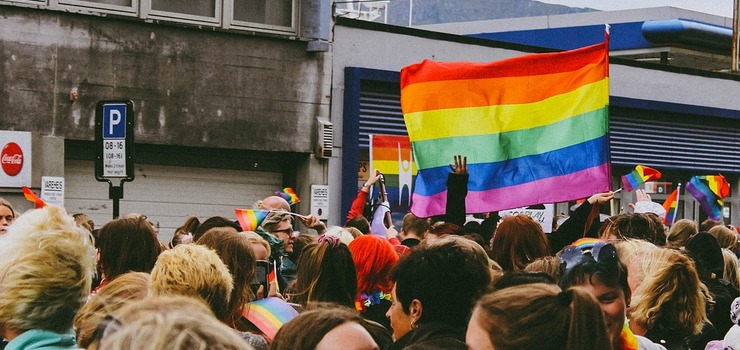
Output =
[{"x1": 316, "y1": 119, "x2": 333, "y2": 159}]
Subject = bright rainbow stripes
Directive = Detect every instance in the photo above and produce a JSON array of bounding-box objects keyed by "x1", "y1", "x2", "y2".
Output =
[
  {"x1": 662, "y1": 188, "x2": 678, "y2": 225},
  {"x1": 400, "y1": 39, "x2": 611, "y2": 217},
  {"x1": 235, "y1": 208, "x2": 269, "y2": 231},
  {"x1": 243, "y1": 297, "x2": 298, "y2": 342},
  {"x1": 275, "y1": 187, "x2": 300, "y2": 205},
  {"x1": 621, "y1": 165, "x2": 661, "y2": 192},
  {"x1": 686, "y1": 175, "x2": 729, "y2": 221}
]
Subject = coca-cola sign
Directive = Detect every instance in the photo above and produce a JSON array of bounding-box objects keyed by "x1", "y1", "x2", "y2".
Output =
[{"x1": 1, "y1": 142, "x2": 23, "y2": 176}]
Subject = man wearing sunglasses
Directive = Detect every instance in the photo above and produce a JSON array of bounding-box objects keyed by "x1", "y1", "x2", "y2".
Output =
[{"x1": 559, "y1": 238, "x2": 666, "y2": 350}]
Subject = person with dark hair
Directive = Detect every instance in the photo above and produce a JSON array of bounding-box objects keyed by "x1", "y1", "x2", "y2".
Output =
[
  {"x1": 345, "y1": 170, "x2": 383, "y2": 229},
  {"x1": 386, "y1": 240, "x2": 492, "y2": 349},
  {"x1": 489, "y1": 215, "x2": 550, "y2": 272},
  {"x1": 347, "y1": 216, "x2": 371, "y2": 235},
  {"x1": 701, "y1": 219, "x2": 724, "y2": 233},
  {"x1": 559, "y1": 238, "x2": 667, "y2": 350},
  {"x1": 192, "y1": 216, "x2": 241, "y2": 242},
  {"x1": 685, "y1": 232, "x2": 740, "y2": 337},
  {"x1": 271, "y1": 303, "x2": 380, "y2": 350},
  {"x1": 599, "y1": 213, "x2": 666, "y2": 246},
  {"x1": 93, "y1": 215, "x2": 161, "y2": 295},
  {"x1": 493, "y1": 271, "x2": 556, "y2": 290},
  {"x1": 425, "y1": 222, "x2": 466, "y2": 245},
  {"x1": 288, "y1": 235, "x2": 357, "y2": 309}
]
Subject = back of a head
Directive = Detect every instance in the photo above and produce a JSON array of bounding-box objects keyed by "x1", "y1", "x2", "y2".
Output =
[
  {"x1": 149, "y1": 244, "x2": 234, "y2": 320},
  {"x1": 99, "y1": 295, "x2": 250, "y2": 350},
  {"x1": 401, "y1": 213, "x2": 429, "y2": 238},
  {"x1": 490, "y1": 215, "x2": 550, "y2": 272},
  {"x1": 599, "y1": 213, "x2": 665, "y2": 246},
  {"x1": 324, "y1": 225, "x2": 356, "y2": 246},
  {"x1": 196, "y1": 228, "x2": 257, "y2": 324},
  {"x1": 289, "y1": 233, "x2": 317, "y2": 262},
  {"x1": 73, "y1": 212, "x2": 95, "y2": 232},
  {"x1": 666, "y1": 219, "x2": 698, "y2": 248},
  {"x1": 685, "y1": 232, "x2": 725, "y2": 279},
  {"x1": 291, "y1": 235, "x2": 357, "y2": 308},
  {"x1": 473, "y1": 283, "x2": 610, "y2": 350},
  {"x1": 392, "y1": 240, "x2": 492, "y2": 329},
  {"x1": 349, "y1": 235, "x2": 399, "y2": 295},
  {"x1": 346, "y1": 215, "x2": 371, "y2": 235},
  {"x1": 523, "y1": 256, "x2": 562, "y2": 282},
  {"x1": 722, "y1": 248, "x2": 740, "y2": 291},
  {"x1": 193, "y1": 216, "x2": 241, "y2": 242},
  {"x1": 701, "y1": 219, "x2": 724, "y2": 233},
  {"x1": 271, "y1": 303, "x2": 369, "y2": 350},
  {"x1": 709, "y1": 225, "x2": 738, "y2": 252},
  {"x1": 75, "y1": 272, "x2": 151, "y2": 348},
  {"x1": 0, "y1": 206, "x2": 96, "y2": 334},
  {"x1": 97, "y1": 216, "x2": 161, "y2": 280},
  {"x1": 259, "y1": 195, "x2": 291, "y2": 211}
]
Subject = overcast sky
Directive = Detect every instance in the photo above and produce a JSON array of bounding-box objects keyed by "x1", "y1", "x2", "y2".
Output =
[{"x1": 536, "y1": 0, "x2": 734, "y2": 17}]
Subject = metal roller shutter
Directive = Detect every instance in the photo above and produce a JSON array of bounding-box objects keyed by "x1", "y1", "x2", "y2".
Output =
[{"x1": 64, "y1": 160, "x2": 282, "y2": 242}]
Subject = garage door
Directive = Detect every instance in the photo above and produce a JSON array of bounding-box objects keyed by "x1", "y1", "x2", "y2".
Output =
[{"x1": 64, "y1": 160, "x2": 282, "y2": 243}]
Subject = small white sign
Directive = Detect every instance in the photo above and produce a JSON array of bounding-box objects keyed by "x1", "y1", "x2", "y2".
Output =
[
  {"x1": 499, "y1": 204, "x2": 555, "y2": 233},
  {"x1": 103, "y1": 139, "x2": 127, "y2": 177},
  {"x1": 41, "y1": 176, "x2": 65, "y2": 207},
  {"x1": 310, "y1": 185, "x2": 329, "y2": 220}
]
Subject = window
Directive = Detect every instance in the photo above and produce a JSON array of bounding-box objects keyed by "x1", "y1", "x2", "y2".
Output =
[
  {"x1": 233, "y1": 0, "x2": 292, "y2": 27},
  {"x1": 143, "y1": 0, "x2": 220, "y2": 25},
  {"x1": 59, "y1": 0, "x2": 137, "y2": 15}
]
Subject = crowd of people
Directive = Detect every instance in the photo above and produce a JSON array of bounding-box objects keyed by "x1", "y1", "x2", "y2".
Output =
[{"x1": 0, "y1": 162, "x2": 739, "y2": 350}]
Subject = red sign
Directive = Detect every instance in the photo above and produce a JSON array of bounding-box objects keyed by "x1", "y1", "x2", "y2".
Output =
[{"x1": 1, "y1": 142, "x2": 23, "y2": 176}]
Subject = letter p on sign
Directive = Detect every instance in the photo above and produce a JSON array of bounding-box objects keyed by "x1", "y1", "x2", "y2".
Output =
[{"x1": 103, "y1": 104, "x2": 127, "y2": 139}]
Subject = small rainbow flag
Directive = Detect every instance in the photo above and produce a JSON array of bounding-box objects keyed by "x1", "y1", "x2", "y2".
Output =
[
  {"x1": 269, "y1": 259, "x2": 279, "y2": 293},
  {"x1": 275, "y1": 187, "x2": 300, "y2": 205},
  {"x1": 662, "y1": 188, "x2": 678, "y2": 226},
  {"x1": 22, "y1": 186, "x2": 46, "y2": 209},
  {"x1": 686, "y1": 175, "x2": 729, "y2": 221},
  {"x1": 234, "y1": 208, "x2": 269, "y2": 231},
  {"x1": 243, "y1": 297, "x2": 299, "y2": 342},
  {"x1": 621, "y1": 165, "x2": 661, "y2": 192},
  {"x1": 401, "y1": 36, "x2": 611, "y2": 217}
]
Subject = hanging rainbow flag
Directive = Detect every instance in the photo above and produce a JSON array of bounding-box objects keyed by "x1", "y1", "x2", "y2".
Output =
[
  {"x1": 243, "y1": 297, "x2": 299, "y2": 342},
  {"x1": 22, "y1": 186, "x2": 46, "y2": 209},
  {"x1": 621, "y1": 165, "x2": 661, "y2": 192},
  {"x1": 275, "y1": 187, "x2": 300, "y2": 205},
  {"x1": 370, "y1": 134, "x2": 417, "y2": 214},
  {"x1": 686, "y1": 175, "x2": 729, "y2": 221},
  {"x1": 662, "y1": 188, "x2": 678, "y2": 225},
  {"x1": 400, "y1": 37, "x2": 611, "y2": 217},
  {"x1": 234, "y1": 208, "x2": 269, "y2": 231}
]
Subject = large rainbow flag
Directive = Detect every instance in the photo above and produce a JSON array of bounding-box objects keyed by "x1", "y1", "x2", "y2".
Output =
[
  {"x1": 369, "y1": 134, "x2": 417, "y2": 215},
  {"x1": 686, "y1": 175, "x2": 729, "y2": 221},
  {"x1": 400, "y1": 38, "x2": 611, "y2": 217}
]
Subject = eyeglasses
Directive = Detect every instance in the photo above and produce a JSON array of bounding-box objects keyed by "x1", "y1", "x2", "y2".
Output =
[
  {"x1": 559, "y1": 238, "x2": 618, "y2": 271},
  {"x1": 270, "y1": 228, "x2": 293, "y2": 236}
]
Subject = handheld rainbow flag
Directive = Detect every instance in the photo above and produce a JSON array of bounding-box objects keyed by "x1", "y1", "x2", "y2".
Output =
[
  {"x1": 234, "y1": 208, "x2": 269, "y2": 231},
  {"x1": 22, "y1": 186, "x2": 46, "y2": 209},
  {"x1": 275, "y1": 187, "x2": 300, "y2": 205},
  {"x1": 621, "y1": 165, "x2": 661, "y2": 192},
  {"x1": 370, "y1": 134, "x2": 417, "y2": 213},
  {"x1": 401, "y1": 37, "x2": 611, "y2": 217},
  {"x1": 243, "y1": 297, "x2": 298, "y2": 342},
  {"x1": 686, "y1": 175, "x2": 729, "y2": 221},
  {"x1": 269, "y1": 259, "x2": 279, "y2": 293},
  {"x1": 662, "y1": 186, "x2": 679, "y2": 226}
]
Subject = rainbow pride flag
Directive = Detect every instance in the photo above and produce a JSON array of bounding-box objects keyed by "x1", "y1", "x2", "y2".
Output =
[
  {"x1": 243, "y1": 297, "x2": 299, "y2": 342},
  {"x1": 22, "y1": 186, "x2": 46, "y2": 209},
  {"x1": 400, "y1": 38, "x2": 611, "y2": 217},
  {"x1": 686, "y1": 175, "x2": 729, "y2": 221},
  {"x1": 662, "y1": 188, "x2": 678, "y2": 225},
  {"x1": 621, "y1": 165, "x2": 661, "y2": 192},
  {"x1": 235, "y1": 208, "x2": 269, "y2": 231},
  {"x1": 275, "y1": 187, "x2": 300, "y2": 205},
  {"x1": 370, "y1": 134, "x2": 417, "y2": 214}
]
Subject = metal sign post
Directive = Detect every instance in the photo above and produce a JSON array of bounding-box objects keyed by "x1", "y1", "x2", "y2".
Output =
[{"x1": 94, "y1": 100, "x2": 135, "y2": 219}]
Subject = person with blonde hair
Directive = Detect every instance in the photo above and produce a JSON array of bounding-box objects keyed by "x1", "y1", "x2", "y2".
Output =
[
  {"x1": 97, "y1": 295, "x2": 252, "y2": 350},
  {"x1": 665, "y1": 219, "x2": 697, "y2": 249},
  {"x1": 710, "y1": 225, "x2": 739, "y2": 253},
  {"x1": 523, "y1": 255, "x2": 562, "y2": 282},
  {"x1": 466, "y1": 283, "x2": 611, "y2": 350},
  {"x1": 149, "y1": 243, "x2": 234, "y2": 321},
  {"x1": 0, "y1": 197, "x2": 16, "y2": 235},
  {"x1": 629, "y1": 247, "x2": 713, "y2": 349},
  {"x1": 722, "y1": 248, "x2": 740, "y2": 292},
  {"x1": 0, "y1": 206, "x2": 96, "y2": 349},
  {"x1": 74, "y1": 272, "x2": 150, "y2": 349}
]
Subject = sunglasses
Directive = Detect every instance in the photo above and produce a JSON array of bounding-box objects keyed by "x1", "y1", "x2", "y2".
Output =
[{"x1": 559, "y1": 239, "x2": 618, "y2": 272}]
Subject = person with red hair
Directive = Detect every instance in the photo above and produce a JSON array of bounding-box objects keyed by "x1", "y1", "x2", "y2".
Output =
[{"x1": 349, "y1": 235, "x2": 399, "y2": 330}]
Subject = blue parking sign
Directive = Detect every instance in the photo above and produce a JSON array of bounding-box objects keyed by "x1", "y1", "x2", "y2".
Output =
[{"x1": 102, "y1": 104, "x2": 127, "y2": 139}]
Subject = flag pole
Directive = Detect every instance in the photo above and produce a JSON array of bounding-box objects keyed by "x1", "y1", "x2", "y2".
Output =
[{"x1": 673, "y1": 182, "x2": 681, "y2": 223}]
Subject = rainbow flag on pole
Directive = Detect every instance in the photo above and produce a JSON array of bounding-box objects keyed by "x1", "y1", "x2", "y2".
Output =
[
  {"x1": 400, "y1": 38, "x2": 611, "y2": 217},
  {"x1": 235, "y1": 208, "x2": 269, "y2": 231},
  {"x1": 686, "y1": 175, "x2": 729, "y2": 221},
  {"x1": 662, "y1": 188, "x2": 678, "y2": 226},
  {"x1": 275, "y1": 188, "x2": 300, "y2": 205},
  {"x1": 621, "y1": 165, "x2": 661, "y2": 192},
  {"x1": 22, "y1": 186, "x2": 47, "y2": 209},
  {"x1": 370, "y1": 134, "x2": 417, "y2": 213}
]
